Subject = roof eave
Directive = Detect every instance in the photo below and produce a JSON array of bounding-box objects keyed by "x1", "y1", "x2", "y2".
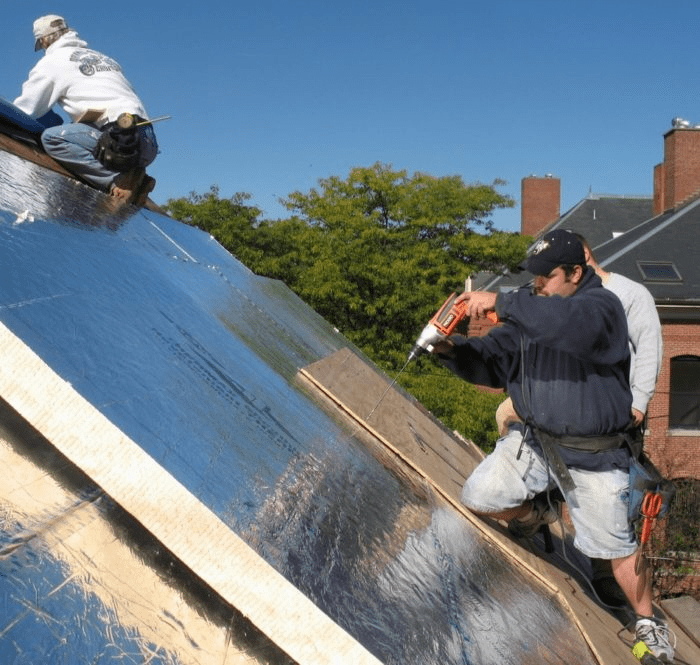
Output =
[{"x1": 656, "y1": 301, "x2": 700, "y2": 321}]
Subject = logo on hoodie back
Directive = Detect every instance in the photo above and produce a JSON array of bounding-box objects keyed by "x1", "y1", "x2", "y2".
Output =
[{"x1": 70, "y1": 50, "x2": 122, "y2": 77}]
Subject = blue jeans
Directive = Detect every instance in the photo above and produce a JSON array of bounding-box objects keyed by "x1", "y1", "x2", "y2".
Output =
[
  {"x1": 461, "y1": 425, "x2": 637, "y2": 559},
  {"x1": 41, "y1": 122, "x2": 158, "y2": 191}
]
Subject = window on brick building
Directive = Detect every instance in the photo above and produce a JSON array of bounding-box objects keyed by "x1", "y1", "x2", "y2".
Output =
[{"x1": 669, "y1": 355, "x2": 700, "y2": 429}]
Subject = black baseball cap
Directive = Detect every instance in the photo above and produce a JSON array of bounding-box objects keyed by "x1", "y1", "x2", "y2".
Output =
[{"x1": 523, "y1": 229, "x2": 585, "y2": 276}]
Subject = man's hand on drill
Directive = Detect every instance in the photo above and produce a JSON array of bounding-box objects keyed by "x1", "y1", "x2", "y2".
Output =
[
  {"x1": 431, "y1": 340, "x2": 454, "y2": 355},
  {"x1": 429, "y1": 291, "x2": 498, "y2": 356},
  {"x1": 456, "y1": 291, "x2": 497, "y2": 320}
]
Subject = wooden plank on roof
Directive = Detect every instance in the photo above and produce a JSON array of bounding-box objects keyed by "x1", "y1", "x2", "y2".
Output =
[
  {"x1": 0, "y1": 322, "x2": 383, "y2": 665},
  {"x1": 660, "y1": 596, "x2": 700, "y2": 648}
]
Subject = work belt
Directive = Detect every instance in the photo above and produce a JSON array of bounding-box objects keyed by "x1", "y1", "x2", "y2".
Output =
[
  {"x1": 93, "y1": 114, "x2": 145, "y2": 172},
  {"x1": 553, "y1": 431, "x2": 630, "y2": 453},
  {"x1": 532, "y1": 427, "x2": 631, "y2": 496}
]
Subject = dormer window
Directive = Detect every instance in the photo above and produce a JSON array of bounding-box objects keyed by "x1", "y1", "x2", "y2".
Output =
[{"x1": 637, "y1": 261, "x2": 682, "y2": 283}]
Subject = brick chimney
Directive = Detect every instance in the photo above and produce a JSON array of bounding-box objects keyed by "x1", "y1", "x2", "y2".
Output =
[
  {"x1": 654, "y1": 120, "x2": 700, "y2": 215},
  {"x1": 521, "y1": 175, "x2": 561, "y2": 237}
]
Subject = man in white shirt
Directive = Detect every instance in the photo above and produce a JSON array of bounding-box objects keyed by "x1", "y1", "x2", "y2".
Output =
[{"x1": 14, "y1": 15, "x2": 158, "y2": 205}]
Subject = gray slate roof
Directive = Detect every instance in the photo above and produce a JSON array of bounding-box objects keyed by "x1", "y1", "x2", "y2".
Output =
[
  {"x1": 549, "y1": 194, "x2": 654, "y2": 248},
  {"x1": 480, "y1": 193, "x2": 700, "y2": 316},
  {"x1": 595, "y1": 199, "x2": 700, "y2": 307}
]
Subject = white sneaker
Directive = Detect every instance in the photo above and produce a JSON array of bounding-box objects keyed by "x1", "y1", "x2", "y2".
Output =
[{"x1": 635, "y1": 618, "x2": 675, "y2": 662}]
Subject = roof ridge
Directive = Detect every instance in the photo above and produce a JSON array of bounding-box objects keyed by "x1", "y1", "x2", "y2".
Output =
[{"x1": 586, "y1": 193, "x2": 653, "y2": 200}]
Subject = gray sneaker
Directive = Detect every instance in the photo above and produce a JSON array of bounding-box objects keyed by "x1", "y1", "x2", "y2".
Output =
[
  {"x1": 508, "y1": 494, "x2": 561, "y2": 538},
  {"x1": 635, "y1": 618, "x2": 675, "y2": 663}
]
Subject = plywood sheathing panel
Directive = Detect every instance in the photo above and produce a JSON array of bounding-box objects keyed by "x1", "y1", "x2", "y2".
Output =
[
  {"x1": 660, "y1": 596, "x2": 700, "y2": 648},
  {"x1": 299, "y1": 347, "x2": 700, "y2": 665}
]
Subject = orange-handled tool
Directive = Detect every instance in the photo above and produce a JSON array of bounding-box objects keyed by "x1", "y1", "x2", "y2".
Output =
[
  {"x1": 408, "y1": 292, "x2": 498, "y2": 361},
  {"x1": 640, "y1": 492, "x2": 662, "y2": 543},
  {"x1": 635, "y1": 491, "x2": 662, "y2": 574}
]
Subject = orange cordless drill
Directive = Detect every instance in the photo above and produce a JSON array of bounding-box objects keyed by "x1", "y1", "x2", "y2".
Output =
[{"x1": 408, "y1": 292, "x2": 498, "y2": 362}]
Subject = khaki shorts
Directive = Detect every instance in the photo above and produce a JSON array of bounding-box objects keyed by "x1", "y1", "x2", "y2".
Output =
[{"x1": 461, "y1": 426, "x2": 637, "y2": 559}]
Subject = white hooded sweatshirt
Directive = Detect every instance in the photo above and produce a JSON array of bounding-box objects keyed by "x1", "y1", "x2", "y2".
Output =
[{"x1": 14, "y1": 31, "x2": 148, "y2": 126}]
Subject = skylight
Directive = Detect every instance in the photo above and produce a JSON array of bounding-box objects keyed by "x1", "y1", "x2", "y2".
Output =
[{"x1": 637, "y1": 261, "x2": 683, "y2": 282}]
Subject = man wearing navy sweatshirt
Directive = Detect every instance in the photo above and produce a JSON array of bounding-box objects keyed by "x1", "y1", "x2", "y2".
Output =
[{"x1": 433, "y1": 229, "x2": 673, "y2": 662}]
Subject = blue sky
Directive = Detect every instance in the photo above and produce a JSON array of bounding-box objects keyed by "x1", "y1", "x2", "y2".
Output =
[{"x1": 4, "y1": 2, "x2": 700, "y2": 232}]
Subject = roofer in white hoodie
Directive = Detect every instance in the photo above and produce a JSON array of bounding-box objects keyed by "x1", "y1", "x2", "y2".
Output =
[{"x1": 14, "y1": 15, "x2": 158, "y2": 205}]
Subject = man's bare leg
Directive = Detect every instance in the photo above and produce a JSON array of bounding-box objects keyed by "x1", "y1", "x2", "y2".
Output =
[{"x1": 611, "y1": 551, "x2": 653, "y2": 616}]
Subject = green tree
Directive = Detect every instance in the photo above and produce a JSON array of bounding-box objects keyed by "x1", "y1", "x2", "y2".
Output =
[{"x1": 280, "y1": 163, "x2": 527, "y2": 366}]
